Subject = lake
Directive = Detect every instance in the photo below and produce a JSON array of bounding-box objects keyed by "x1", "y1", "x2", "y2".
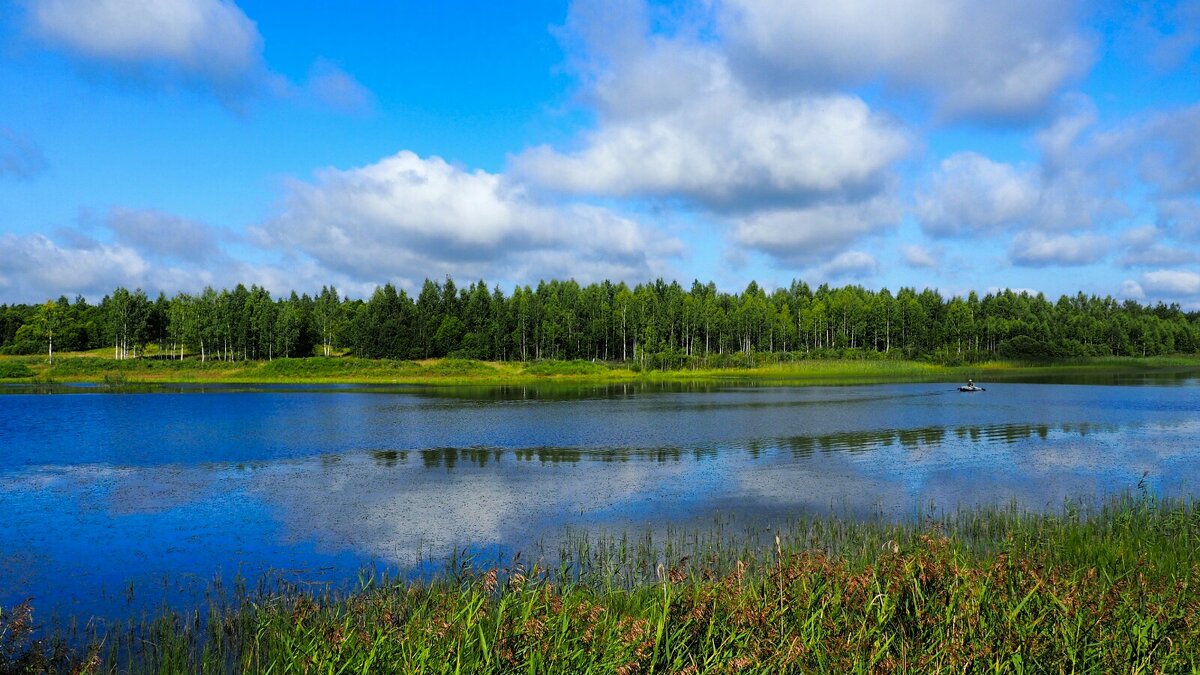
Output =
[{"x1": 2, "y1": 377, "x2": 1200, "y2": 622}]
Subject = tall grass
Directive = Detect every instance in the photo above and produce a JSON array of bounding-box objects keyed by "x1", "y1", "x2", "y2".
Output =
[
  {"x1": 5, "y1": 354, "x2": 1198, "y2": 386},
  {"x1": 4, "y1": 494, "x2": 1199, "y2": 673},
  {"x1": 0, "y1": 362, "x2": 32, "y2": 379}
]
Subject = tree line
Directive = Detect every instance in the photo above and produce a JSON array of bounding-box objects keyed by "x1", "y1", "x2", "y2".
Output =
[{"x1": 2, "y1": 278, "x2": 1198, "y2": 366}]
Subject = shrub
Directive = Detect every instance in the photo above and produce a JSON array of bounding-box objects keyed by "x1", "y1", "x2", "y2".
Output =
[{"x1": 0, "y1": 362, "x2": 33, "y2": 379}]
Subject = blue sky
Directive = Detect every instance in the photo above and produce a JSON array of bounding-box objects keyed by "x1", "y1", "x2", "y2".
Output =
[{"x1": 1, "y1": 0, "x2": 1199, "y2": 307}]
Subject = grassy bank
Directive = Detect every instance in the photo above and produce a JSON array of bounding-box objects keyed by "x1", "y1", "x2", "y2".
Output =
[
  {"x1": 2, "y1": 353, "x2": 1199, "y2": 387},
  {"x1": 4, "y1": 495, "x2": 1199, "y2": 673}
]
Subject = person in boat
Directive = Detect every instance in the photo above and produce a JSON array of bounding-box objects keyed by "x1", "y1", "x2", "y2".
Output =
[{"x1": 967, "y1": 379, "x2": 974, "y2": 388}]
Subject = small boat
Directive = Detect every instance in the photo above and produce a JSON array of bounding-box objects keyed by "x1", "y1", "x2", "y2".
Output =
[{"x1": 958, "y1": 385, "x2": 985, "y2": 392}]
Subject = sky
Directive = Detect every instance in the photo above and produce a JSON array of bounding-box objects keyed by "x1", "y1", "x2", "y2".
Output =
[{"x1": 1, "y1": 0, "x2": 1199, "y2": 307}]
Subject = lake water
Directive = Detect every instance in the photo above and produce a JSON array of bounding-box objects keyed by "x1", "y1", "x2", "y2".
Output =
[{"x1": 2, "y1": 377, "x2": 1200, "y2": 621}]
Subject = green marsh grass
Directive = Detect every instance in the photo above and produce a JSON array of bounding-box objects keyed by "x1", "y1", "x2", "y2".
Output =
[
  {"x1": 4, "y1": 494, "x2": 1200, "y2": 673},
  {"x1": 9, "y1": 353, "x2": 1199, "y2": 388},
  {"x1": 0, "y1": 362, "x2": 32, "y2": 379}
]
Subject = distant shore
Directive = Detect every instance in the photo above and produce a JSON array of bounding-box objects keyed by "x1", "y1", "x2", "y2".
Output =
[{"x1": 2, "y1": 353, "x2": 1198, "y2": 387}]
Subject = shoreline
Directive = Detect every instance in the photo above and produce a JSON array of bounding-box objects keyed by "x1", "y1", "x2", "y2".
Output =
[
  {"x1": 4, "y1": 495, "x2": 1198, "y2": 672},
  {"x1": 2, "y1": 354, "x2": 1199, "y2": 387}
]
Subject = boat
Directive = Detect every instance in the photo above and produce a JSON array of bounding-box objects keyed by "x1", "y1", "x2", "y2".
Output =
[{"x1": 958, "y1": 385, "x2": 985, "y2": 392}]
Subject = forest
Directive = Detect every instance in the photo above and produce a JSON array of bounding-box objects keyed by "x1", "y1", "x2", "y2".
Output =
[{"x1": 1, "y1": 278, "x2": 1198, "y2": 367}]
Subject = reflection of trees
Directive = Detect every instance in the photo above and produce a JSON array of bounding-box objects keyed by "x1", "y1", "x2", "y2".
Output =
[
  {"x1": 409, "y1": 445, "x2": 720, "y2": 468},
  {"x1": 398, "y1": 421, "x2": 1121, "y2": 470},
  {"x1": 370, "y1": 449, "x2": 408, "y2": 467},
  {"x1": 404, "y1": 380, "x2": 727, "y2": 403},
  {"x1": 419, "y1": 448, "x2": 504, "y2": 469},
  {"x1": 785, "y1": 422, "x2": 1119, "y2": 457}
]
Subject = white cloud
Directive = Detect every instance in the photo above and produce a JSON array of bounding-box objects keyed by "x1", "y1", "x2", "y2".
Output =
[
  {"x1": 0, "y1": 226, "x2": 389, "y2": 302},
  {"x1": 1009, "y1": 232, "x2": 1109, "y2": 267},
  {"x1": 1139, "y1": 105, "x2": 1200, "y2": 197},
  {"x1": 819, "y1": 250, "x2": 879, "y2": 279},
  {"x1": 254, "y1": 151, "x2": 683, "y2": 287},
  {"x1": 27, "y1": 0, "x2": 268, "y2": 99},
  {"x1": 730, "y1": 196, "x2": 899, "y2": 264},
  {"x1": 1117, "y1": 225, "x2": 1197, "y2": 268},
  {"x1": 102, "y1": 206, "x2": 225, "y2": 263},
  {"x1": 1119, "y1": 224, "x2": 1161, "y2": 248},
  {"x1": 1157, "y1": 198, "x2": 1200, "y2": 239},
  {"x1": 718, "y1": 0, "x2": 1094, "y2": 122},
  {"x1": 1140, "y1": 269, "x2": 1200, "y2": 296},
  {"x1": 519, "y1": 0, "x2": 911, "y2": 269},
  {"x1": 516, "y1": 87, "x2": 908, "y2": 211},
  {"x1": 1120, "y1": 246, "x2": 1197, "y2": 268},
  {"x1": 1119, "y1": 279, "x2": 1147, "y2": 300},
  {"x1": 1035, "y1": 94, "x2": 1099, "y2": 171},
  {"x1": 916, "y1": 101, "x2": 1128, "y2": 241},
  {"x1": 917, "y1": 153, "x2": 1040, "y2": 236},
  {"x1": 25, "y1": 0, "x2": 374, "y2": 112},
  {"x1": 901, "y1": 244, "x2": 937, "y2": 269},
  {"x1": 0, "y1": 232, "x2": 153, "y2": 300}
]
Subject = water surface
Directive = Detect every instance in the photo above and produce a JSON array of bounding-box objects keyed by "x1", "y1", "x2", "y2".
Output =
[{"x1": 2, "y1": 378, "x2": 1199, "y2": 620}]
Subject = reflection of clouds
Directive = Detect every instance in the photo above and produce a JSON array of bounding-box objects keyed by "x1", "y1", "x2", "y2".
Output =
[
  {"x1": 2, "y1": 463, "x2": 236, "y2": 516},
  {"x1": 247, "y1": 452, "x2": 692, "y2": 564},
  {"x1": 737, "y1": 417, "x2": 1200, "y2": 517},
  {"x1": 1008, "y1": 421, "x2": 1200, "y2": 482},
  {"x1": 6, "y1": 380, "x2": 1200, "y2": 626},
  {"x1": 105, "y1": 466, "x2": 226, "y2": 515}
]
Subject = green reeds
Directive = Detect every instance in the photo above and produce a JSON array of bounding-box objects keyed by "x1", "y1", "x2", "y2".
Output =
[{"x1": 4, "y1": 494, "x2": 1200, "y2": 673}]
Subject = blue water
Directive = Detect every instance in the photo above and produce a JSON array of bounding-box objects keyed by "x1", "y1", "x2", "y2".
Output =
[{"x1": 2, "y1": 379, "x2": 1200, "y2": 622}]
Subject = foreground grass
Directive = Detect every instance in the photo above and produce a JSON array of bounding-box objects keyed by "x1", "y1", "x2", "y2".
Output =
[
  {"x1": 2, "y1": 353, "x2": 1198, "y2": 387},
  {"x1": 4, "y1": 495, "x2": 1200, "y2": 673}
]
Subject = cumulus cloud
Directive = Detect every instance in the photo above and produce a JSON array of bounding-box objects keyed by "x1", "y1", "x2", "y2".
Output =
[
  {"x1": 26, "y1": 0, "x2": 269, "y2": 100},
  {"x1": 516, "y1": 0, "x2": 911, "y2": 268},
  {"x1": 915, "y1": 100, "x2": 1130, "y2": 256},
  {"x1": 718, "y1": 0, "x2": 1094, "y2": 122},
  {"x1": 0, "y1": 224, "x2": 384, "y2": 302},
  {"x1": 254, "y1": 151, "x2": 682, "y2": 287},
  {"x1": 24, "y1": 0, "x2": 373, "y2": 111},
  {"x1": 1157, "y1": 198, "x2": 1200, "y2": 240},
  {"x1": 901, "y1": 244, "x2": 938, "y2": 269},
  {"x1": 1034, "y1": 94, "x2": 1100, "y2": 171},
  {"x1": 818, "y1": 250, "x2": 878, "y2": 279},
  {"x1": 1119, "y1": 279, "x2": 1146, "y2": 300},
  {"x1": 517, "y1": 92, "x2": 909, "y2": 211},
  {"x1": 0, "y1": 232, "x2": 153, "y2": 300},
  {"x1": 1117, "y1": 225, "x2": 1197, "y2": 268},
  {"x1": 1009, "y1": 232, "x2": 1109, "y2": 267},
  {"x1": 0, "y1": 128, "x2": 48, "y2": 180},
  {"x1": 730, "y1": 196, "x2": 899, "y2": 264},
  {"x1": 102, "y1": 206, "x2": 226, "y2": 263},
  {"x1": 916, "y1": 153, "x2": 1040, "y2": 236},
  {"x1": 1140, "y1": 269, "x2": 1200, "y2": 296},
  {"x1": 1139, "y1": 104, "x2": 1200, "y2": 197}
]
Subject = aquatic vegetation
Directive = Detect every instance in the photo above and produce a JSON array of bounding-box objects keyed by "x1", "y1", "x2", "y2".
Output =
[{"x1": 4, "y1": 495, "x2": 1199, "y2": 673}]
